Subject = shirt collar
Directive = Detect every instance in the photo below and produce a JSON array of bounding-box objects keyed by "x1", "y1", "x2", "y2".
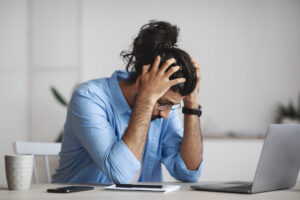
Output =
[{"x1": 109, "y1": 70, "x2": 133, "y2": 115}]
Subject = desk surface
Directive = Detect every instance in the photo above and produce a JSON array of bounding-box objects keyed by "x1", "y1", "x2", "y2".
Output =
[{"x1": 0, "y1": 182, "x2": 300, "y2": 200}]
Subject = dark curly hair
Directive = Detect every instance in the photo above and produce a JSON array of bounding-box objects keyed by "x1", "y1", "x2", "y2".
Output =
[{"x1": 120, "y1": 20, "x2": 197, "y2": 96}]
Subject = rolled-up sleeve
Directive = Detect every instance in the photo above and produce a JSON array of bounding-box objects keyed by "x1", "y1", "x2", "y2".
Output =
[
  {"x1": 70, "y1": 87, "x2": 140, "y2": 183},
  {"x1": 161, "y1": 110, "x2": 202, "y2": 182}
]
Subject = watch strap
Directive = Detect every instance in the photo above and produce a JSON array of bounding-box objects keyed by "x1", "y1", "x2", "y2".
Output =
[{"x1": 182, "y1": 105, "x2": 202, "y2": 117}]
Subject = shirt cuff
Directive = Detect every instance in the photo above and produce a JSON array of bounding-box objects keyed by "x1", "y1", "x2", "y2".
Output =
[
  {"x1": 175, "y1": 153, "x2": 203, "y2": 182},
  {"x1": 108, "y1": 139, "x2": 140, "y2": 183}
]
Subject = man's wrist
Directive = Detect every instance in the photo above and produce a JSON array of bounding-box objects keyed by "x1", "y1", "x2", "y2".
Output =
[
  {"x1": 183, "y1": 99, "x2": 199, "y2": 109},
  {"x1": 183, "y1": 94, "x2": 199, "y2": 107},
  {"x1": 136, "y1": 93, "x2": 156, "y2": 109}
]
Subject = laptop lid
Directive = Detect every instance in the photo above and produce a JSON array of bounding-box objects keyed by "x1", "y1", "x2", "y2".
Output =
[{"x1": 251, "y1": 124, "x2": 300, "y2": 193}]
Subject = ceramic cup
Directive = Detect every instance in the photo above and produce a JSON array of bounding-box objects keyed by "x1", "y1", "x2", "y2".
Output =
[{"x1": 5, "y1": 154, "x2": 33, "y2": 190}]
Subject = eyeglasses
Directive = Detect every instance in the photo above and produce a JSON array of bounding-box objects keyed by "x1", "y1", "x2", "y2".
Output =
[{"x1": 157, "y1": 99, "x2": 182, "y2": 111}]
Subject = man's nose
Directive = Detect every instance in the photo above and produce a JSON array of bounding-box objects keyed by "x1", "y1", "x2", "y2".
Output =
[{"x1": 159, "y1": 110, "x2": 171, "y2": 119}]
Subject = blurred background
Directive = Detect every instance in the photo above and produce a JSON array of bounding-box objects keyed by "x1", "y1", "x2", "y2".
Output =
[{"x1": 0, "y1": 0, "x2": 299, "y2": 184}]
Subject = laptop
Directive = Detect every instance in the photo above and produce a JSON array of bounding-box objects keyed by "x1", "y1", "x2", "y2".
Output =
[{"x1": 191, "y1": 124, "x2": 300, "y2": 194}]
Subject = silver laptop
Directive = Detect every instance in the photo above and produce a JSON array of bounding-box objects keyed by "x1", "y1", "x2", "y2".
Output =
[{"x1": 191, "y1": 124, "x2": 300, "y2": 194}]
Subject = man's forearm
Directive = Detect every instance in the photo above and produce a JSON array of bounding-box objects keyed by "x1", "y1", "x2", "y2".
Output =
[
  {"x1": 179, "y1": 57, "x2": 202, "y2": 170},
  {"x1": 180, "y1": 112, "x2": 203, "y2": 170},
  {"x1": 122, "y1": 96, "x2": 154, "y2": 160}
]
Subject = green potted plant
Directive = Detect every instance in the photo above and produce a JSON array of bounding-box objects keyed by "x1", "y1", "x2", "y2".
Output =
[
  {"x1": 50, "y1": 86, "x2": 69, "y2": 142},
  {"x1": 275, "y1": 94, "x2": 300, "y2": 124}
]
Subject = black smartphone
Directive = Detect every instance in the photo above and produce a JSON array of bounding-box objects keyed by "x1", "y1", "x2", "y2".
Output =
[{"x1": 47, "y1": 186, "x2": 94, "y2": 193}]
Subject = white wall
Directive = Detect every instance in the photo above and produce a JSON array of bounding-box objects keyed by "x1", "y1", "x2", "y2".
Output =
[
  {"x1": 29, "y1": 0, "x2": 80, "y2": 142},
  {"x1": 0, "y1": 0, "x2": 299, "y2": 184}
]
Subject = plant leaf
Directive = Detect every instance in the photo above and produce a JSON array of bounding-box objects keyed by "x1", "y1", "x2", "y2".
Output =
[{"x1": 50, "y1": 86, "x2": 68, "y2": 107}]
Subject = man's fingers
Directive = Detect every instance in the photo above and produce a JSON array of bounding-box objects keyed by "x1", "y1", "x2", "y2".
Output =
[
  {"x1": 191, "y1": 57, "x2": 198, "y2": 64},
  {"x1": 142, "y1": 64, "x2": 151, "y2": 75},
  {"x1": 160, "y1": 58, "x2": 176, "y2": 73},
  {"x1": 169, "y1": 78, "x2": 186, "y2": 87},
  {"x1": 151, "y1": 55, "x2": 161, "y2": 71},
  {"x1": 193, "y1": 62, "x2": 200, "y2": 70},
  {"x1": 191, "y1": 58, "x2": 200, "y2": 70},
  {"x1": 165, "y1": 65, "x2": 180, "y2": 78}
]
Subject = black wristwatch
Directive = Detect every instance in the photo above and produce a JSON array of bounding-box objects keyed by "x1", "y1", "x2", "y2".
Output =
[{"x1": 182, "y1": 105, "x2": 202, "y2": 117}]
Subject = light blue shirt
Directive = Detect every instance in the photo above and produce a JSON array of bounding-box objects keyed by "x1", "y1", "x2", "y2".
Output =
[{"x1": 52, "y1": 70, "x2": 202, "y2": 184}]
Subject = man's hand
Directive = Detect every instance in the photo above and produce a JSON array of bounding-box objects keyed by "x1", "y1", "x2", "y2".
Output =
[
  {"x1": 183, "y1": 58, "x2": 200, "y2": 108},
  {"x1": 137, "y1": 55, "x2": 186, "y2": 106}
]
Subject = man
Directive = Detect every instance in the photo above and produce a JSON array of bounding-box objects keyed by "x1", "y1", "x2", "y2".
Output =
[{"x1": 52, "y1": 21, "x2": 203, "y2": 184}]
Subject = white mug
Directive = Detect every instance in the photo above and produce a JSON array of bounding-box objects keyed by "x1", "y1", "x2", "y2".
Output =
[{"x1": 5, "y1": 154, "x2": 33, "y2": 190}]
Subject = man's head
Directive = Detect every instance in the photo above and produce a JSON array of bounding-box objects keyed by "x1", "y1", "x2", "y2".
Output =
[{"x1": 121, "y1": 20, "x2": 197, "y2": 119}]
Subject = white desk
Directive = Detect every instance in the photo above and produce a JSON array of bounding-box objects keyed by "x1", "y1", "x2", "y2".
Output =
[{"x1": 0, "y1": 182, "x2": 299, "y2": 200}]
